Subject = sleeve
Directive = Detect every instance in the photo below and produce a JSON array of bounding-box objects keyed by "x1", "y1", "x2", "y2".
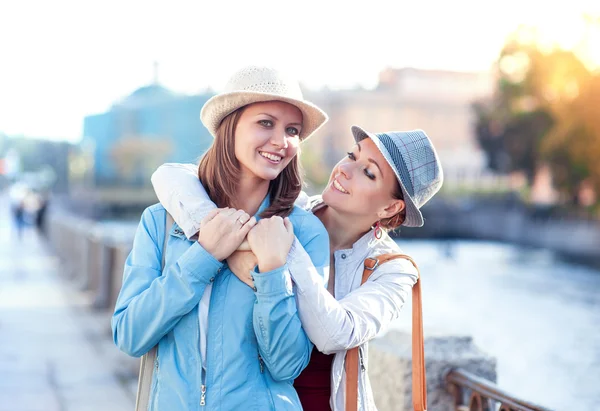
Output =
[
  {"x1": 150, "y1": 163, "x2": 313, "y2": 238},
  {"x1": 251, "y1": 215, "x2": 330, "y2": 381},
  {"x1": 111, "y1": 207, "x2": 224, "y2": 357},
  {"x1": 287, "y1": 243, "x2": 418, "y2": 354},
  {"x1": 150, "y1": 163, "x2": 216, "y2": 239}
]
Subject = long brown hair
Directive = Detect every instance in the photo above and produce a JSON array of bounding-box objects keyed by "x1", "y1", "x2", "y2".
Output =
[{"x1": 198, "y1": 105, "x2": 303, "y2": 219}]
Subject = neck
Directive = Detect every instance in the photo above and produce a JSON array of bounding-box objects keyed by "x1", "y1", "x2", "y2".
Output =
[
  {"x1": 316, "y1": 206, "x2": 372, "y2": 251},
  {"x1": 236, "y1": 172, "x2": 270, "y2": 216}
]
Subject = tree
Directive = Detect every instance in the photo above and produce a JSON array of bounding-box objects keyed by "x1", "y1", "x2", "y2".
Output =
[
  {"x1": 474, "y1": 26, "x2": 599, "y2": 209},
  {"x1": 542, "y1": 75, "x2": 600, "y2": 206}
]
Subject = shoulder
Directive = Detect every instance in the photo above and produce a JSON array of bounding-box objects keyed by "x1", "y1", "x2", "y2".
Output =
[
  {"x1": 289, "y1": 205, "x2": 327, "y2": 236},
  {"x1": 293, "y1": 192, "x2": 324, "y2": 212},
  {"x1": 368, "y1": 235, "x2": 419, "y2": 279},
  {"x1": 288, "y1": 205, "x2": 329, "y2": 248},
  {"x1": 138, "y1": 203, "x2": 168, "y2": 237},
  {"x1": 144, "y1": 203, "x2": 167, "y2": 220}
]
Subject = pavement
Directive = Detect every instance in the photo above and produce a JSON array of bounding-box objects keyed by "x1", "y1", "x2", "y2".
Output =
[{"x1": 0, "y1": 195, "x2": 137, "y2": 411}]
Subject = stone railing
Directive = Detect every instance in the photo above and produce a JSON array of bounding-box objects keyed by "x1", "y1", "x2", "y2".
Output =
[{"x1": 445, "y1": 368, "x2": 553, "y2": 411}]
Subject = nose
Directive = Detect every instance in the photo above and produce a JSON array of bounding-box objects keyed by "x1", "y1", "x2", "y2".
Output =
[
  {"x1": 269, "y1": 127, "x2": 288, "y2": 150},
  {"x1": 338, "y1": 162, "x2": 352, "y2": 179}
]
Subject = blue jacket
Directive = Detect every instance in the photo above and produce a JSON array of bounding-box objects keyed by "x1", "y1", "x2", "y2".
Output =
[{"x1": 111, "y1": 199, "x2": 329, "y2": 410}]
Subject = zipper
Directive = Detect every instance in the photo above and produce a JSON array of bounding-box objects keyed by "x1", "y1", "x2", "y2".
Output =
[
  {"x1": 199, "y1": 270, "x2": 220, "y2": 408},
  {"x1": 200, "y1": 382, "x2": 206, "y2": 406},
  {"x1": 258, "y1": 352, "x2": 275, "y2": 409},
  {"x1": 258, "y1": 353, "x2": 265, "y2": 373},
  {"x1": 358, "y1": 346, "x2": 366, "y2": 372},
  {"x1": 196, "y1": 303, "x2": 206, "y2": 408},
  {"x1": 199, "y1": 321, "x2": 208, "y2": 408}
]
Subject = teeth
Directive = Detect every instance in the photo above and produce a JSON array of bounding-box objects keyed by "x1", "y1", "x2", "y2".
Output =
[
  {"x1": 333, "y1": 179, "x2": 348, "y2": 194},
  {"x1": 259, "y1": 151, "x2": 282, "y2": 162}
]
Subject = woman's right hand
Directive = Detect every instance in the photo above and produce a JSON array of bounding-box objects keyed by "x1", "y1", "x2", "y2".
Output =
[{"x1": 197, "y1": 208, "x2": 257, "y2": 261}]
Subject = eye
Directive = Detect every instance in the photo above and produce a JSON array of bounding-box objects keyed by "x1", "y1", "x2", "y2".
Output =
[
  {"x1": 258, "y1": 119, "x2": 273, "y2": 127},
  {"x1": 364, "y1": 168, "x2": 375, "y2": 180},
  {"x1": 347, "y1": 152, "x2": 356, "y2": 160},
  {"x1": 286, "y1": 127, "x2": 300, "y2": 136}
]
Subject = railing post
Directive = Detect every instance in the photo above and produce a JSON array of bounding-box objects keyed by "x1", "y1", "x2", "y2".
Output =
[{"x1": 368, "y1": 331, "x2": 496, "y2": 411}]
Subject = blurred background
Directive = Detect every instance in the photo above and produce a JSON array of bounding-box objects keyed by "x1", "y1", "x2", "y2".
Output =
[{"x1": 1, "y1": 1, "x2": 599, "y2": 410}]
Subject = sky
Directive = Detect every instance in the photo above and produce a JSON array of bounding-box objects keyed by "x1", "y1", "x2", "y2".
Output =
[{"x1": 1, "y1": 0, "x2": 599, "y2": 142}]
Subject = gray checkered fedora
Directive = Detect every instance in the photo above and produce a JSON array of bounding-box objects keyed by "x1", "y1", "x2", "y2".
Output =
[{"x1": 351, "y1": 125, "x2": 444, "y2": 227}]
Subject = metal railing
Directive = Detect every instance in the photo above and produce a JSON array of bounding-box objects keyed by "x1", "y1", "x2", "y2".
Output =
[{"x1": 445, "y1": 368, "x2": 554, "y2": 411}]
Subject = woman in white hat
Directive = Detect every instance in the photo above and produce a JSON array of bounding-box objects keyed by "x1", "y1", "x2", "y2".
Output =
[
  {"x1": 151, "y1": 120, "x2": 444, "y2": 410},
  {"x1": 112, "y1": 66, "x2": 331, "y2": 410}
]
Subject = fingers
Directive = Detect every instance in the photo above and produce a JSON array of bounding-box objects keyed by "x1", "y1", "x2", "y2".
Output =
[
  {"x1": 213, "y1": 208, "x2": 250, "y2": 228},
  {"x1": 228, "y1": 209, "x2": 245, "y2": 224},
  {"x1": 237, "y1": 238, "x2": 251, "y2": 251},
  {"x1": 239, "y1": 216, "x2": 257, "y2": 237},
  {"x1": 200, "y1": 208, "x2": 222, "y2": 226},
  {"x1": 283, "y1": 217, "x2": 294, "y2": 235},
  {"x1": 234, "y1": 210, "x2": 251, "y2": 226},
  {"x1": 219, "y1": 208, "x2": 237, "y2": 217}
]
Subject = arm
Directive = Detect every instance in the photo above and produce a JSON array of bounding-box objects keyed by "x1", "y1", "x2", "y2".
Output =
[
  {"x1": 111, "y1": 206, "x2": 223, "y2": 357},
  {"x1": 287, "y1": 242, "x2": 418, "y2": 354},
  {"x1": 151, "y1": 163, "x2": 312, "y2": 239},
  {"x1": 150, "y1": 163, "x2": 216, "y2": 239},
  {"x1": 252, "y1": 216, "x2": 330, "y2": 381}
]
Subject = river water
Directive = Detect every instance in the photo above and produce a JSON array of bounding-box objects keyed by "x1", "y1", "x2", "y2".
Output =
[{"x1": 391, "y1": 239, "x2": 600, "y2": 410}]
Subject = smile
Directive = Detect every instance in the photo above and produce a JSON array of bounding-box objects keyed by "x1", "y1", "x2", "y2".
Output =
[
  {"x1": 259, "y1": 151, "x2": 283, "y2": 164},
  {"x1": 333, "y1": 178, "x2": 349, "y2": 194}
]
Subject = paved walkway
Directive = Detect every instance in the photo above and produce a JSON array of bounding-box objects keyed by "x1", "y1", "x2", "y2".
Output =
[{"x1": 0, "y1": 195, "x2": 136, "y2": 411}]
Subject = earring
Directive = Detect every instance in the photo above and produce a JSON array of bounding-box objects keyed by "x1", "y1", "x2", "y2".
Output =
[{"x1": 374, "y1": 221, "x2": 383, "y2": 240}]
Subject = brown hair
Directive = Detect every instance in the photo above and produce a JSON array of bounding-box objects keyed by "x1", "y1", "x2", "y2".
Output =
[
  {"x1": 380, "y1": 181, "x2": 407, "y2": 230},
  {"x1": 197, "y1": 106, "x2": 303, "y2": 219}
]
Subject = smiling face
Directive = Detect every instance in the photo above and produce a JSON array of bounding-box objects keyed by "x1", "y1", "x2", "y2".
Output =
[
  {"x1": 233, "y1": 101, "x2": 303, "y2": 181},
  {"x1": 322, "y1": 137, "x2": 405, "y2": 225}
]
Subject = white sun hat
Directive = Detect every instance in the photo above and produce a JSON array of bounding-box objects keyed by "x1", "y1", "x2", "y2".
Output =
[{"x1": 200, "y1": 66, "x2": 328, "y2": 140}]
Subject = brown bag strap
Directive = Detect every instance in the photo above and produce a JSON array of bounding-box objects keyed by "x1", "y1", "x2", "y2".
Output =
[{"x1": 345, "y1": 253, "x2": 427, "y2": 411}]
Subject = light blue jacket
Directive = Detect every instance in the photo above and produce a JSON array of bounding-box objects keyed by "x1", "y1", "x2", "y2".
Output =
[{"x1": 111, "y1": 198, "x2": 329, "y2": 410}]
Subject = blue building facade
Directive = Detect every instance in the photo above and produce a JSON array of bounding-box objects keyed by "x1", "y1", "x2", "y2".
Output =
[{"x1": 82, "y1": 85, "x2": 214, "y2": 186}]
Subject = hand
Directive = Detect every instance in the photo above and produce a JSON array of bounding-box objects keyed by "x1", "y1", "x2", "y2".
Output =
[
  {"x1": 237, "y1": 239, "x2": 251, "y2": 252},
  {"x1": 197, "y1": 208, "x2": 257, "y2": 261},
  {"x1": 227, "y1": 250, "x2": 258, "y2": 289},
  {"x1": 247, "y1": 216, "x2": 294, "y2": 272}
]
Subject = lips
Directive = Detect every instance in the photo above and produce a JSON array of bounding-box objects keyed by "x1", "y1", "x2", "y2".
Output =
[
  {"x1": 332, "y1": 178, "x2": 349, "y2": 194},
  {"x1": 259, "y1": 151, "x2": 283, "y2": 164}
]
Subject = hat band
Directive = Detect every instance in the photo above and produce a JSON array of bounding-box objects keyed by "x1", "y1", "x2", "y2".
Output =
[{"x1": 377, "y1": 133, "x2": 415, "y2": 197}]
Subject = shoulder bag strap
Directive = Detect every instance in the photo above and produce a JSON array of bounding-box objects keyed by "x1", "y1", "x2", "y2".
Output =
[
  {"x1": 345, "y1": 253, "x2": 427, "y2": 411},
  {"x1": 135, "y1": 212, "x2": 174, "y2": 411}
]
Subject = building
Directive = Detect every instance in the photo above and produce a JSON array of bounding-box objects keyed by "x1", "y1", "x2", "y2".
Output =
[
  {"x1": 80, "y1": 67, "x2": 496, "y2": 196},
  {"x1": 303, "y1": 67, "x2": 495, "y2": 188},
  {"x1": 81, "y1": 83, "x2": 214, "y2": 188}
]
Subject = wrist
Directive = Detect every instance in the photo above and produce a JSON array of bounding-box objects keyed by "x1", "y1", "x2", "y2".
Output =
[
  {"x1": 197, "y1": 240, "x2": 225, "y2": 262},
  {"x1": 257, "y1": 256, "x2": 286, "y2": 273}
]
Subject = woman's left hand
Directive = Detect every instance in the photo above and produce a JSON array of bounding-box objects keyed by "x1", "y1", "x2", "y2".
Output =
[{"x1": 247, "y1": 216, "x2": 294, "y2": 273}]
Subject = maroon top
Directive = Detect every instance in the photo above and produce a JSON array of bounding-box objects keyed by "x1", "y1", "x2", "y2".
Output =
[{"x1": 294, "y1": 347, "x2": 334, "y2": 411}]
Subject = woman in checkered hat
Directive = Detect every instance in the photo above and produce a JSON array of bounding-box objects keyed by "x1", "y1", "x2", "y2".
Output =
[{"x1": 150, "y1": 74, "x2": 444, "y2": 410}]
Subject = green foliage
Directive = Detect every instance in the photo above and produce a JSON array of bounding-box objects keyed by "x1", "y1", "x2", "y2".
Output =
[{"x1": 474, "y1": 31, "x2": 600, "y2": 209}]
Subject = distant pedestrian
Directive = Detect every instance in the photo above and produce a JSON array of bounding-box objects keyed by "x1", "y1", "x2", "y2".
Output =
[
  {"x1": 12, "y1": 199, "x2": 25, "y2": 240},
  {"x1": 35, "y1": 192, "x2": 49, "y2": 235}
]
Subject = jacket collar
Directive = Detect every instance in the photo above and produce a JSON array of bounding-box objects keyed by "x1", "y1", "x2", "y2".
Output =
[{"x1": 307, "y1": 195, "x2": 386, "y2": 259}]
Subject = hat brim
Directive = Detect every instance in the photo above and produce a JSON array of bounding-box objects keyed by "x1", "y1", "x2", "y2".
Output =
[
  {"x1": 200, "y1": 91, "x2": 328, "y2": 141},
  {"x1": 351, "y1": 125, "x2": 424, "y2": 227}
]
